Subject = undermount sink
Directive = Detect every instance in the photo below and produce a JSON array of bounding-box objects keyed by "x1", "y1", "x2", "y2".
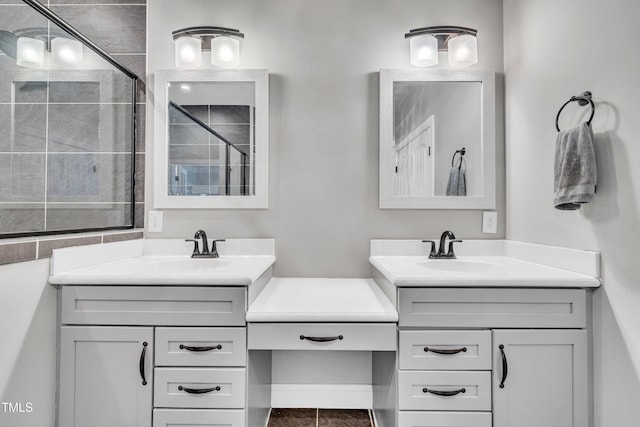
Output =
[{"x1": 418, "y1": 259, "x2": 501, "y2": 273}]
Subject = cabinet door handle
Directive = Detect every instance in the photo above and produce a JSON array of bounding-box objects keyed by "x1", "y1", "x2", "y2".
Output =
[
  {"x1": 139, "y1": 341, "x2": 148, "y2": 386},
  {"x1": 422, "y1": 387, "x2": 466, "y2": 397},
  {"x1": 178, "y1": 385, "x2": 221, "y2": 394},
  {"x1": 499, "y1": 344, "x2": 508, "y2": 389},
  {"x1": 424, "y1": 346, "x2": 467, "y2": 355},
  {"x1": 300, "y1": 335, "x2": 344, "y2": 342},
  {"x1": 179, "y1": 344, "x2": 222, "y2": 352}
]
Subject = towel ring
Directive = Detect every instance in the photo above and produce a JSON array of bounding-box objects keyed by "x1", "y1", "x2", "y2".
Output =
[
  {"x1": 451, "y1": 147, "x2": 466, "y2": 170},
  {"x1": 555, "y1": 91, "x2": 595, "y2": 132}
]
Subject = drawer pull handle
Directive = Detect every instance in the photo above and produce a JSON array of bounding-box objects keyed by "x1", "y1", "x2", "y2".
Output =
[
  {"x1": 179, "y1": 344, "x2": 222, "y2": 352},
  {"x1": 178, "y1": 385, "x2": 221, "y2": 394},
  {"x1": 499, "y1": 344, "x2": 508, "y2": 389},
  {"x1": 422, "y1": 387, "x2": 466, "y2": 397},
  {"x1": 424, "y1": 346, "x2": 467, "y2": 355},
  {"x1": 139, "y1": 342, "x2": 148, "y2": 386},
  {"x1": 300, "y1": 335, "x2": 344, "y2": 342}
]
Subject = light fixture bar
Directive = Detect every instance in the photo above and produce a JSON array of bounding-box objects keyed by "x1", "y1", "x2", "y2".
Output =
[
  {"x1": 172, "y1": 26, "x2": 244, "y2": 42},
  {"x1": 405, "y1": 26, "x2": 477, "y2": 51}
]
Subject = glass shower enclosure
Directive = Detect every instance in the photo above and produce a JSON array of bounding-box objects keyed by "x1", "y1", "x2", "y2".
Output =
[{"x1": 0, "y1": 0, "x2": 138, "y2": 237}]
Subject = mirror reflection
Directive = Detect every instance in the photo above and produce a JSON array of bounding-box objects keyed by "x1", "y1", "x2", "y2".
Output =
[
  {"x1": 393, "y1": 81, "x2": 481, "y2": 197},
  {"x1": 167, "y1": 81, "x2": 255, "y2": 197}
]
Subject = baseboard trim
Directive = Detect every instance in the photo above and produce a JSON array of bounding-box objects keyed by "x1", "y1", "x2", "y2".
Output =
[{"x1": 271, "y1": 384, "x2": 372, "y2": 409}]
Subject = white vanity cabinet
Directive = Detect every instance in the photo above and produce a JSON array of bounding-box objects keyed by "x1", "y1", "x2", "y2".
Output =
[
  {"x1": 57, "y1": 286, "x2": 249, "y2": 427},
  {"x1": 59, "y1": 326, "x2": 154, "y2": 427},
  {"x1": 395, "y1": 287, "x2": 590, "y2": 427},
  {"x1": 492, "y1": 329, "x2": 588, "y2": 427}
]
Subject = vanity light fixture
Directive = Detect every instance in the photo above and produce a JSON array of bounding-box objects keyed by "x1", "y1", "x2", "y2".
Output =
[
  {"x1": 16, "y1": 36, "x2": 45, "y2": 68},
  {"x1": 173, "y1": 26, "x2": 244, "y2": 69},
  {"x1": 51, "y1": 37, "x2": 83, "y2": 67},
  {"x1": 405, "y1": 26, "x2": 478, "y2": 68}
]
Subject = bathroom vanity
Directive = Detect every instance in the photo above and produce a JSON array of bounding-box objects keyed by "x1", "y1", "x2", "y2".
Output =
[
  {"x1": 370, "y1": 239, "x2": 599, "y2": 427},
  {"x1": 49, "y1": 238, "x2": 599, "y2": 427}
]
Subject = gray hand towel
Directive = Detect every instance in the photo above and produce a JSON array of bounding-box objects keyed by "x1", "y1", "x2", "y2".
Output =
[
  {"x1": 446, "y1": 167, "x2": 466, "y2": 196},
  {"x1": 553, "y1": 122, "x2": 597, "y2": 210}
]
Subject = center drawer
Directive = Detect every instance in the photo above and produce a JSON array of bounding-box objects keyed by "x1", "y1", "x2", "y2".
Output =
[
  {"x1": 248, "y1": 323, "x2": 397, "y2": 351},
  {"x1": 398, "y1": 371, "x2": 491, "y2": 411},
  {"x1": 155, "y1": 327, "x2": 247, "y2": 367},
  {"x1": 154, "y1": 368, "x2": 246, "y2": 409},
  {"x1": 399, "y1": 330, "x2": 491, "y2": 370}
]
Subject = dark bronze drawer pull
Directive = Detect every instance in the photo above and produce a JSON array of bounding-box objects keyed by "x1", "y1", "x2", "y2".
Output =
[
  {"x1": 422, "y1": 387, "x2": 466, "y2": 397},
  {"x1": 179, "y1": 344, "x2": 223, "y2": 352},
  {"x1": 139, "y1": 342, "x2": 148, "y2": 386},
  {"x1": 424, "y1": 346, "x2": 468, "y2": 355},
  {"x1": 178, "y1": 385, "x2": 221, "y2": 394},
  {"x1": 499, "y1": 344, "x2": 508, "y2": 389},
  {"x1": 300, "y1": 335, "x2": 344, "y2": 342}
]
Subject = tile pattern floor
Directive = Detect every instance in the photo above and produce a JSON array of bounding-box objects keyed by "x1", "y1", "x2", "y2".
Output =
[{"x1": 268, "y1": 408, "x2": 374, "y2": 427}]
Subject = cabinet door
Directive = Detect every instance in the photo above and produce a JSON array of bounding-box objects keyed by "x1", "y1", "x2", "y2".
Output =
[
  {"x1": 493, "y1": 330, "x2": 588, "y2": 427},
  {"x1": 59, "y1": 326, "x2": 153, "y2": 427}
]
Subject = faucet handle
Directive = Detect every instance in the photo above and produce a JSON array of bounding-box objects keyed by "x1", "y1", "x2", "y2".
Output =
[
  {"x1": 210, "y1": 239, "x2": 226, "y2": 258},
  {"x1": 185, "y1": 239, "x2": 200, "y2": 256},
  {"x1": 447, "y1": 239, "x2": 463, "y2": 257},
  {"x1": 422, "y1": 240, "x2": 438, "y2": 257}
]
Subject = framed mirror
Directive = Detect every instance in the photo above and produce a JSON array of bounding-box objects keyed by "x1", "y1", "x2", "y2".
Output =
[
  {"x1": 154, "y1": 69, "x2": 268, "y2": 209},
  {"x1": 379, "y1": 69, "x2": 495, "y2": 209}
]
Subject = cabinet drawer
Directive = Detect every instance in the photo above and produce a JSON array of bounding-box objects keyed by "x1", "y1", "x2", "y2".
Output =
[
  {"x1": 399, "y1": 330, "x2": 491, "y2": 370},
  {"x1": 155, "y1": 327, "x2": 246, "y2": 367},
  {"x1": 398, "y1": 288, "x2": 586, "y2": 328},
  {"x1": 248, "y1": 323, "x2": 396, "y2": 351},
  {"x1": 398, "y1": 411, "x2": 492, "y2": 427},
  {"x1": 61, "y1": 286, "x2": 246, "y2": 326},
  {"x1": 153, "y1": 409, "x2": 245, "y2": 427},
  {"x1": 398, "y1": 371, "x2": 491, "y2": 411},
  {"x1": 154, "y1": 368, "x2": 245, "y2": 409}
]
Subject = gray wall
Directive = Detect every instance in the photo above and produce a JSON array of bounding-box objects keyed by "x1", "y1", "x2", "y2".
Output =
[
  {"x1": 147, "y1": 0, "x2": 506, "y2": 277},
  {"x1": 503, "y1": 0, "x2": 640, "y2": 424}
]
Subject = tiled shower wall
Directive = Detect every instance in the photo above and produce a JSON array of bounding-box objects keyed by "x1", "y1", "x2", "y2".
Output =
[
  {"x1": 49, "y1": 0, "x2": 147, "y2": 228},
  {"x1": 0, "y1": 0, "x2": 146, "y2": 262}
]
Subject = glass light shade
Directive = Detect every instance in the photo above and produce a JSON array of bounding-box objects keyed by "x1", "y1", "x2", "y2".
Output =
[
  {"x1": 211, "y1": 36, "x2": 240, "y2": 68},
  {"x1": 175, "y1": 37, "x2": 202, "y2": 68},
  {"x1": 51, "y1": 37, "x2": 83, "y2": 67},
  {"x1": 409, "y1": 34, "x2": 438, "y2": 67},
  {"x1": 16, "y1": 37, "x2": 45, "y2": 69},
  {"x1": 448, "y1": 34, "x2": 478, "y2": 68}
]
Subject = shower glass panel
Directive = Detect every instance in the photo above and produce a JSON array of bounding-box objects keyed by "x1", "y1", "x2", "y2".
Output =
[{"x1": 0, "y1": 0, "x2": 137, "y2": 237}]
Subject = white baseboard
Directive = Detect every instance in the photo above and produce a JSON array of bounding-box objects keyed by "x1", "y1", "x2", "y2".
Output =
[{"x1": 271, "y1": 384, "x2": 372, "y2": 409}]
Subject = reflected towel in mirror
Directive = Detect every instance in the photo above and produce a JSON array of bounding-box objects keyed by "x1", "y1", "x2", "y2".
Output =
[{"x1": 446, "y1": 165, "x2": 466, "y2": 196}]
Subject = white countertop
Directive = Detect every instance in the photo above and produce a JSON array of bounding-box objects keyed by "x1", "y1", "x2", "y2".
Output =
[
  {"x1": 246, "y1": 278, "x2": 398, "y2": 322},
  {"x1": 369, "y1": 240, "x2": 601, "y2": 288},
  {"x1": 49, "y1": 255, "x2": 276, "y2": 286},
  {"x1": 370, "y1": 255, "x2": 600, "y2": 288},
  {"x1": 49, "y1": 238, "x2": 276, "y2": 286}
]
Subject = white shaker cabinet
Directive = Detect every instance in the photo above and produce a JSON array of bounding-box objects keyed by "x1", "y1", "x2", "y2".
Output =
[
  {"x1": 493, "y1": 329, "x2": 588, "y2": 427},
  {"x1": 59, "y1": 326, "x2": 154, "y2": 427},
  {"x1": 393, "y1": 287, "x2": 590, "y2": 427}
]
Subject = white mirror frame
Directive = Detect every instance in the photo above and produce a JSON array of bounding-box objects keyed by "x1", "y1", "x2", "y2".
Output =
[
  {"x1": 379, "y1": 69, "x2": 495, "y2": 209},
  {"x1": 153, "y1": 69, "x2": 269, "y2": 209}
]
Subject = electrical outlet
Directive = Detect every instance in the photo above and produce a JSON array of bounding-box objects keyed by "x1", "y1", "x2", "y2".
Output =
[
  {"x1": 482, "y1": 211, "x2": 497, "y2": 234},
  {"x1": 148, "y1": 210, "x2": 163, "y2": 233}
]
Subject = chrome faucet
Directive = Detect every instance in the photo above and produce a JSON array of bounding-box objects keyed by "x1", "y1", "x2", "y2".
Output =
[
  {"x1": 185, "y1": 230, "x2": 225, "y2": 258},
  {"x1": 422, "y1": 230, "x2": 462, "y2": 259}
]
